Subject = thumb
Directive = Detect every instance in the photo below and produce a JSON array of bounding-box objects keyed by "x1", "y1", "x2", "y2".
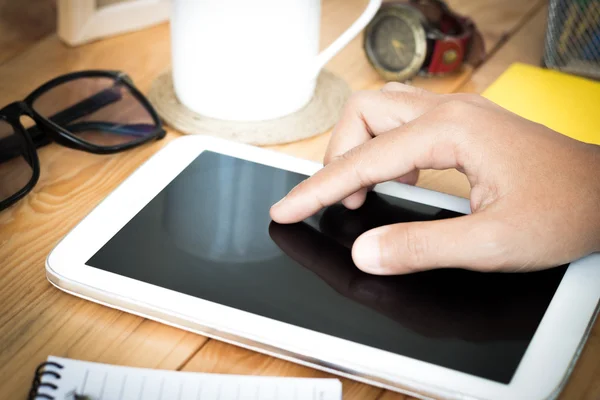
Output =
[{"x1": 352, "y1": 213, "x2": 508, "y2": 274}]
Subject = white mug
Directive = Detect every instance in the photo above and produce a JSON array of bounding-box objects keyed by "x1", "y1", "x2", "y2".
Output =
[{"x1": 171, "y1": 0, "x2": 381, "y2": 121}]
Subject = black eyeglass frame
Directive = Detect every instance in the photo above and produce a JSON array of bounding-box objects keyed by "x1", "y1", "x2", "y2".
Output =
[{"x1": 0, "y1": 70, "x2": 166, "y2": 212}]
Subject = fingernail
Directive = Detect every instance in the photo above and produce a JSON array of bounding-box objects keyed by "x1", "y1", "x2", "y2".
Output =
[{"x1": 353, "y1": 231, "x2": 382, "y2": 273}]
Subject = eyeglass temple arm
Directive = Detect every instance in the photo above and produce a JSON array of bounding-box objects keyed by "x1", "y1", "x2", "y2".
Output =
[
  {"x1": 0, "y1": 86, "x2": 136, "y2": 165},
  {"x1": 0, "y1": 88, "x2": 122, "y2": 164},
  {"x1": 62, "y1": 121, "x2": 157, "y2": 137},
  {"x1": 27, "y1": 87, "x2": 124, "y2": 147}
]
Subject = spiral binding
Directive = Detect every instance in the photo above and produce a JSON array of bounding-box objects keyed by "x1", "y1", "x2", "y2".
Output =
[{"x1": 27, "y1": 361, "x2": 63, "y2": 400}]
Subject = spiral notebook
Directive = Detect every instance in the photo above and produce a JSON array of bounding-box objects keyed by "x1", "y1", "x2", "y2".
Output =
[{"x1": 29, "y1": 356, "x2": 342, "y2": 400}]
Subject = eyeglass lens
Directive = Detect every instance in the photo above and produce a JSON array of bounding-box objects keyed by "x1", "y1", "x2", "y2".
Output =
[
  {"x1": 31, "y1": 76, "x2": 158, "y2": 147},
  {"x1": 0, "y1": 120, "x2": 34, "y2": 204}
]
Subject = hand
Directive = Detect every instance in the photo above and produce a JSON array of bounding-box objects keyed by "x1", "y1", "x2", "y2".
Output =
[{"x1": 270, "y1": 83, "x2": 600, "y2": 274}]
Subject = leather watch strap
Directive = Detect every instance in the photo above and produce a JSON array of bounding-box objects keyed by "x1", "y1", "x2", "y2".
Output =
[{"x1": 408, "y1": 0, "x2": 485, "y2": 74}]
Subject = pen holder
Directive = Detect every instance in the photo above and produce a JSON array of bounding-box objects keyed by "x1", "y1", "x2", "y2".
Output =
[{"x1": 543, "y1": 0, "x2": 600, "y2": 80}]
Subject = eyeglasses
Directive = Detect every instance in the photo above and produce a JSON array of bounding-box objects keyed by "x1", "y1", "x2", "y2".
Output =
[{"x1": 0, "y1": 70, "x2": 166, "y2": 212}]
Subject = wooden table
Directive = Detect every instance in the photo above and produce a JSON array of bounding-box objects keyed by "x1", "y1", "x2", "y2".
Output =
[{"x1": 0, "y1": 1, "x2": 598, "y2": 399}]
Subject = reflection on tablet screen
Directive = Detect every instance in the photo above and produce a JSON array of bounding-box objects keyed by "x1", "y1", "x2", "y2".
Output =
[{"x1": 87, "y1": 151, "x2": 567, "y2": 384}]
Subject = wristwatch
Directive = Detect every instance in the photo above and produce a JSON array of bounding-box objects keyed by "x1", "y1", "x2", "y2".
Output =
[{"x1": 363, "y1": 0, "x2": 485, "y2": 82}]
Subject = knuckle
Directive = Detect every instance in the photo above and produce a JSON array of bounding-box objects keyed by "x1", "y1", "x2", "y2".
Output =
[
  {"x1": 341, "y1": 147, "x2": 373, "y2": 188},
  {"x1": 323, "y1": 148, "x2": 341, "y2": 165},
  {"x1": 313, "y1": 190, "x2": 330, "y2": 210},
  {"x1": 382, "y1": 81, "x2": 428, "y2": 96},
  {"x1": 379, "y1": 225, "x2": 430, "y2": 272},
  {"x1": 472, "y1": 221, "x2": 512, "y2": 271},
  {"x1": 433, "y1": 100, "x2": 479, "y2": 142},
  {"x1": 382, "y1": 82, "x2": 407, "y2": 92},
  {"x1": 380, "y1": 88, "x2": 409, "y2": 104},
  {"x1": 452, "y1": 93, "x2": 488, "y2": 107},
  {"x1": 378, "y1": 225, "x2": 429, "y2": 272},
  {"x1": 379, "y1": 90, "x2": 421, "y2": 118},
  {"x1": 437, "y1": 99, "x2": 474, "y2": 117},
  {"x1": 340, "y1": 145, "x2": 359, "y2": 161},
  {"x1": 402, "y1": 225, "x2": 430, "y2": 269}
]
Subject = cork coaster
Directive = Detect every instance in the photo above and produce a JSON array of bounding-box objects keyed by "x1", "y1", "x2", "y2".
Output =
[{"x1": 147, "y1": 69, "x2": 352, "y2": 146}]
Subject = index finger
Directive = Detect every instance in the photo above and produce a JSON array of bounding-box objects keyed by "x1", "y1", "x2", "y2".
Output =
[
  {"x1": 324, "y1": 85, "x2": 440, "y2": 208},
  {"x1": 270, "y1": 115, "x2": 462, "y2": 224}
]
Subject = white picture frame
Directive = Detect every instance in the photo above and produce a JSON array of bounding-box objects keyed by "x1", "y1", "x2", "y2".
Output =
[{"x1": 57, "y1": 0, "x2": 171, "y2": 46}]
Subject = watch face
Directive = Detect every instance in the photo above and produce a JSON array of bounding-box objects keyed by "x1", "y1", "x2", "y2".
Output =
[
  {"x1": 370, "y1": 16, "x2": 418, "y2": 71},
  {"x1": 364, "y1": 6, "x2": 427, "y2": 82}
]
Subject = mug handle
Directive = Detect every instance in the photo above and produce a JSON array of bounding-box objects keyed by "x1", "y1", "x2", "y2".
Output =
[{"x1": 309, "y1": 0, "x2": 382, "y2": 79}]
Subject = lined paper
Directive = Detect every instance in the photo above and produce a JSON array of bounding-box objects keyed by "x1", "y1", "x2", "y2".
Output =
[{"x1": 37, "y1": 356, "x2": 342, "y2": 400}]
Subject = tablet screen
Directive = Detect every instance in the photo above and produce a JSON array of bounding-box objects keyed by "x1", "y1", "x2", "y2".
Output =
[{"x1": 87, "y1": 150, "x2": 567, "y2": 384}]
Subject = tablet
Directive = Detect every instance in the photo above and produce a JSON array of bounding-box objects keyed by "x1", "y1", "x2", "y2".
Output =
[{"x1": 46, "y1": 135, "x2": 600, "y2": 400}]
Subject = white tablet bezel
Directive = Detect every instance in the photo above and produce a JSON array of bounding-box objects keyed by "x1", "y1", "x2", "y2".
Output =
[{"x1": 46, "y1": 135, "x2": 600, "y2": 400}]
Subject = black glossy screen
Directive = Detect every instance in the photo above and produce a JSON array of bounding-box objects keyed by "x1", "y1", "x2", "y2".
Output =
[{"x1": 87, "y1": 151, "x2": 567, "y2": 384}]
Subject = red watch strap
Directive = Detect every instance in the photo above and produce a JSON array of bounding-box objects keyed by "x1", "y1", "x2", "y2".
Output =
[
  {"x1": 427, "y1": 37, "x2": 465, "y2": 74},
  {"x1": 407, "y1": 0, "x2": 481, "y2": 75}
]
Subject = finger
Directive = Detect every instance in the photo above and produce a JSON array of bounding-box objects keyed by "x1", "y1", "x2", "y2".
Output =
[
  {"x1": 341, "y1": 184, "x2": 376, "y2": 210},
  {"x1": 343, "y1": 171, "x2": 419, "y2": 208},
  {"x1": 379, "y1": 85, "x2": 437, "y2": 185},
  {"x1": 324, "y1": 89, "x2": 441, "y2": 208},
  {"x1": 396, "y1": 169, "x2": 420, "y2": 185},
  {"x1": 341, "y1": 190, "x2": 369, "y2": 210},
  {"x1": 324, "y1": 89, "x2": 440, "y2": 165},
  {"x1": 271, "y1": 115, "x2": 461, "y2": 224},
  {"x1": 352, "y1": 213, "x2": 508, "y2": 274}
]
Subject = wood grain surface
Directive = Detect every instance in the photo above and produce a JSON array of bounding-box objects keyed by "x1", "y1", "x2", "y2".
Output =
[
  {"x1": 0, "y1": 0, "x2": 56, "y2": 66},
  {"x1": 0, "y1": 1, "x2": 598, "y2": 399}
]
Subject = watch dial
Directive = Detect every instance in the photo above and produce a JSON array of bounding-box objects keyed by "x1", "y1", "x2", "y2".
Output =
[{"x1": 370, "y1": 16, "x2": 417, "y2": 71}]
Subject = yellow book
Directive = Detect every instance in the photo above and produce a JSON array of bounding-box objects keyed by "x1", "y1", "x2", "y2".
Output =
[{"x1": 481, "y1": 63, "x2": 600, "y2": 145}]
